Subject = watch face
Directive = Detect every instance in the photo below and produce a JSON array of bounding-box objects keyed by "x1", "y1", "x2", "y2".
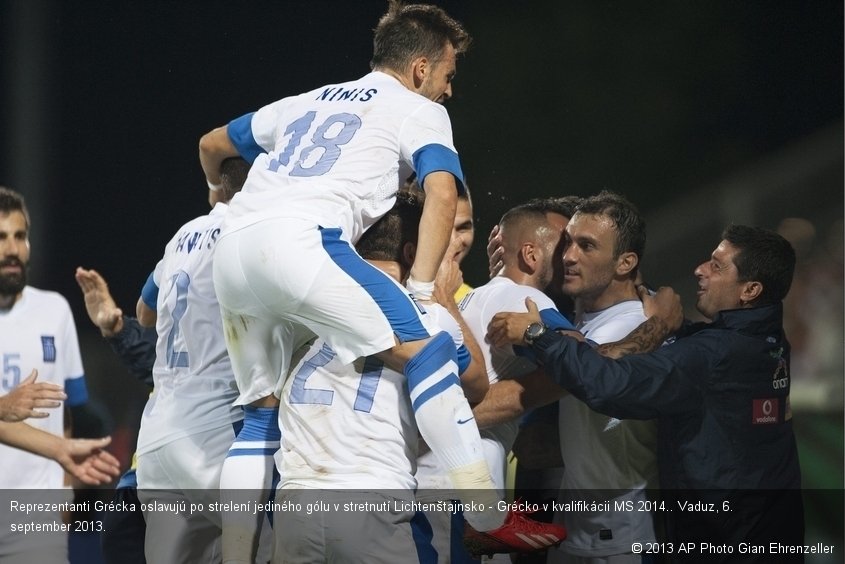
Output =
[{"x1": 525, "y1": 322, "x2": 545, "y2": 342}]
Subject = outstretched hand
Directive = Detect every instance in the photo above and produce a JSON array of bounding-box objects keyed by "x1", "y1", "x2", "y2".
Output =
[
  {"x1": 487, "y1": 297, "x2": 541, "y2": 347},
  {"x1": 0, "y1": 370, "x2": 65, "y2": 422},
  {"x1": 75, "y1": 267, "x2": 123, "y2": 337},
  {"x1": 57, "y1": 436, "x2": 121, "y2": 486}
]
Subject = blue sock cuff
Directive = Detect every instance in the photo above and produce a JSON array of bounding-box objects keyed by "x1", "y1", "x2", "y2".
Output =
[
  {"x1": 236, "y1": 406, "x2": 281, "y2": 442},
  {"x1": 406, "y1": 332, "x2": 461, "y2": 411},
  {"x1": 405, "y1": 332, "x2": 456, "y2": 391}
]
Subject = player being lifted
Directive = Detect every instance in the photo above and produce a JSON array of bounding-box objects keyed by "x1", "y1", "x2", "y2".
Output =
[{"x1": 199, "y1": 1, "x2": 565, "y2": 557}]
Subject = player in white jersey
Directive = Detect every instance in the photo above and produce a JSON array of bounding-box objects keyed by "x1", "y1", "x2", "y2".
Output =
[
  {"x1": 275, "y1": 192, "x2": 480, "y2": 562},
  {"x1": 546, "y1": 191, "x2": 658, "y2": 564},
  {"x1": 198, "y1": 2, "x2": 566, "y2": 556},
  {"x1": 480, "y1": 192, "x2": 663, "y2": 564},
  {"x1": 417, "y1": 203, "x2": 573, "y2": 563},
  {"x1": 133, "y1": 158, "x2": 255, "y2": 564},
  {"x1": 0, "y1": 187, "x2": 91, "y2": 563}
]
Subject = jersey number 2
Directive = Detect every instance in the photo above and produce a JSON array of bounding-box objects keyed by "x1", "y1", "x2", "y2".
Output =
[
  {"x1": 164, "y1": 271, "x2": 191, "y2": 368},
  {"x1": 289, "y1": 343, "x2": 382, "y2": 413}
]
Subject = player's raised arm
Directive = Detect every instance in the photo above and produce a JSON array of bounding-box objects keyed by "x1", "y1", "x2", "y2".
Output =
[
  {"x1": 199, "y1": 125, "x2": 240, "y2": 205},
  {"x1": 75, "y1": 267, "x2": 124, "y2": 337},
  {"x1": 407, "y1": 171, "x2": 458, "y2": 299},
  {"x1": 432, "y1": 254, "x2": 488, "y2": 403}
]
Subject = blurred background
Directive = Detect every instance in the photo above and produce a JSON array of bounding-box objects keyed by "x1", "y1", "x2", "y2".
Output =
[{"x1": 1, "y1": 0, "x2": 842, "y2": 560}]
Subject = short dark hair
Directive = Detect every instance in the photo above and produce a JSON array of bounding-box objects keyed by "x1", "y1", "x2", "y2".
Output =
[
  {"x1": 722, "y1": 224, "x2": 796, "y2": 304},
  {"x1": 575, "y1": 190, "x2": 645, "y2": 263},
  {"x1": 356, "y1": 190, "x2": 423, "y2": 262},
  {"x1": 498, "y1": 206, "x2": 548, "y2": 233},
  {"x1": 515, "y1": 196, "x2": 582, "y2": 220},
  {"x1": 0, "y1": 186, "x2": 30, "y2": 227},
  {"x1": 371, "y1": 1, "x2": 470, "y2": 71},
  {"x1": 219, "y1": 157, "x2": 250, "y2": 202}
]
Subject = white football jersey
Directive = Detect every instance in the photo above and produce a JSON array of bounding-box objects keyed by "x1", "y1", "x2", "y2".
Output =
[
  {"x1": 551, "y1": 299, "x2": 659, "y2": 559},
  {"x1": 223, "y1": 71, "x2": 463, "y2": 243},
  {"x1": 135, "y1": 203, "x2": 242, "y2": 455},
  {"x1": 277, "y1": 304, "x2": 467, "y2": 491},
  {"x1": 415, "y1": 277, "x2": 573, "y2": 494},
  {"x1": 0, "y1": 287, "x2": 86, "y2": 488}
]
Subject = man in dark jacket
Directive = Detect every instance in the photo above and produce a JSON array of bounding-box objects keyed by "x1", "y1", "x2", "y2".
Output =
[{"x1": 488, "y1": 225, "x2": 804, "y2": 563}]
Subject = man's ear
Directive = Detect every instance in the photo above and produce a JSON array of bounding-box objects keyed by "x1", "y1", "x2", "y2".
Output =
[
  {"x1": 403, "y1": 242, "x2": 417, "y2": 270},
  {"x1": 410, "y1": 56, "x2": 429, "y2": 89},
  {"x1": 739, "y1": 280, "x2": 763, "y2": 306},
  {"x1": 615, "y1": 251, "x2": 639, "y2": 277},
  {"x1": 518, "y1": 243, "x2": 537, "y2": 273}
]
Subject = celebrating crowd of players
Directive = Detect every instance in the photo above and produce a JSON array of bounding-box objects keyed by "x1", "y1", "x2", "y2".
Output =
[{"x1": 0, "y1": 2, "x2": 804, "y2": 563}]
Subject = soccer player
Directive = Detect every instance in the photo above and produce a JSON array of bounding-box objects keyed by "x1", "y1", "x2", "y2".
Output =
[
  {"x1": 274, "y1": 191, "x2": 478, "y2": 562},
  {"x1": 198, "y1": 1, "x2": 563, "y2": 554},
  {"x1": 417, "y1": 201, "x2": 574, "y2": 562},
  {"x1": 451, "y1": 188, "x2": 476, "y2": 302},
  {"x1": 133, "y1": 158, "x2": 257, "y2": 564},
  {"x1": 546, "y1": 191, "x2": 659, "y2": 564},
  {"x1": 0, "y1": 186, "x2": 91, "y2": 563}
]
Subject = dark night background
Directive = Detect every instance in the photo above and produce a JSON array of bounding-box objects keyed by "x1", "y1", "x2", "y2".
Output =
[{"x1": 1, "y1": 0, "x2": 843, "y2": 555}]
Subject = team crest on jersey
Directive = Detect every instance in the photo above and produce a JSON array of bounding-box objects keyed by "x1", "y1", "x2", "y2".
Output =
[{"x1": 41, "y1": 336, "x2": 56, "y2": 362}]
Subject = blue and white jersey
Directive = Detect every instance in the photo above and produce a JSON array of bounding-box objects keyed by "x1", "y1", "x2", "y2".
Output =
[
  {"x1": 135, "y1": 203, "x2": 242, "y2": 455},
  {"x1": 277, "y1": 304, "x2": 468, "y2": 492},
  {"x1": 0, "y1": 287, "x2": 87, "y2": 488},
  {"x1": 416, "y1": 277, "x2": 573, "y2": 494},
  {"x1": 223, "y1": 71, "x2": 464, "y2": 243},
  {"x1": 459, "y1": 277, "x2": 572, "y2": 386}
]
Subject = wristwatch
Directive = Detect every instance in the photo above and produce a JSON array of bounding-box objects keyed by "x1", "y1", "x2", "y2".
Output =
[{"x1": 523, "y1": 322, "x2": 547, "y2": 345}]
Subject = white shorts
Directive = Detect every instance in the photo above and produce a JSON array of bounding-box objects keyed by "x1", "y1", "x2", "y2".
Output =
[
  {"x1": 273, "y1": 490, "x2": 436, "y2": 563},
  {"x1": 214, "y1": 218, "x2": 439, "y2": 405},
  {"x1": 137, "y1": 426, "x2": 235, "y2": 563}
]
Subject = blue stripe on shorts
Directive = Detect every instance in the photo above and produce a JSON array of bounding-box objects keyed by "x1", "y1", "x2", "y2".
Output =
[{"x1": 320, "y1": 227, "x2": 430, "y2": 342}]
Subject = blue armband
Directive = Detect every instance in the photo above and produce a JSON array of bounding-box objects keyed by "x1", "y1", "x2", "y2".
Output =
[
  {"x1": 140, "y1": 272, "x2": 158, "y2": 311},
  {"x1": 412, "y1": 143, "x2": 465, "y2": 194},
  {"x1": 227, "y1": 112, "x2": 264, "y2": 164},
  {"x1": 65, "y1": 375, "x2": 89, "y2": 407}
]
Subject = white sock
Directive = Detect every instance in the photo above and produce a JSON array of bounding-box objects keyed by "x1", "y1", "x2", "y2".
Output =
[
  {"x1": 220, "y1": 406, "x2": 279, "y2": 564},
  {"x1": 406, "y1": 332, "x2": 505, "y2": 531}
]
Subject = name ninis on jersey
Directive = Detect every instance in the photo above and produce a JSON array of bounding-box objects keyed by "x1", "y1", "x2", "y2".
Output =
[{"x1": 175, "y1": 227, "x2": 220, "y2": 254}]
